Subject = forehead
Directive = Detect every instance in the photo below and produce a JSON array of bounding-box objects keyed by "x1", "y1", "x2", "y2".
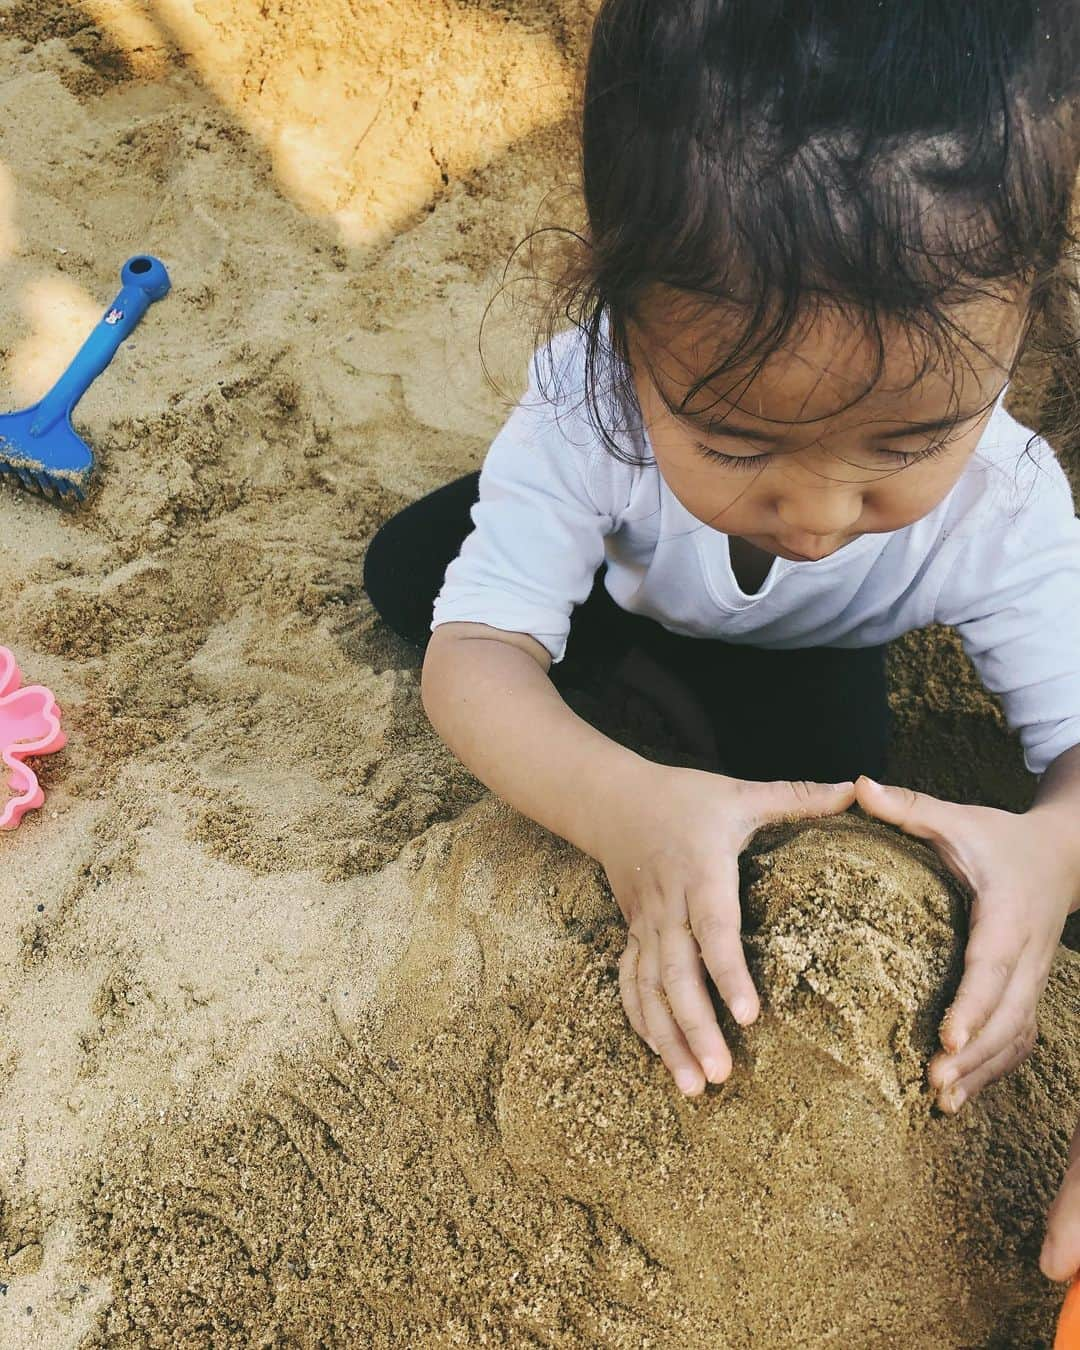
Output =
[{"x1": 627, "y1": 289, "x2": 1027, "y2": 428}]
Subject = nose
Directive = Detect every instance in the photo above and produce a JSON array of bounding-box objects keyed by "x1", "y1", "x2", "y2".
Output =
[
  {"x1": 780, "y1": 535, "x2": 843, "y2": 561},
  {"x1": 775, "y1": 487, "x2": 863, "y2": 552}
]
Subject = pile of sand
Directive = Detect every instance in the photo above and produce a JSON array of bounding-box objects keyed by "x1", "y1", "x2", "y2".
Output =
[
  {"x1": 0, "y1": 2, "x2": 1076, "y2": 1346},
  {"x1": 78, "y1": 809, "x2": 1080, "y2": 1345}
]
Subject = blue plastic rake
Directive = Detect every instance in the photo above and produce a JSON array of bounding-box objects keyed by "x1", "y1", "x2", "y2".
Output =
[{"x1": 0, "y1": 254, "x2": 171, "y2": 503}]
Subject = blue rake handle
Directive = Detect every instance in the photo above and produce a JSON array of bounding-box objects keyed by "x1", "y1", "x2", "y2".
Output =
[
  {"x1": 33, "y1": 254, "x2": 171, "y2": 436},
  {"x1": 0, "y1": 254, "x2": 171, "y2": 500}
]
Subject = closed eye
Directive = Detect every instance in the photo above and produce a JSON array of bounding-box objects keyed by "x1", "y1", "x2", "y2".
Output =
[
  {"x1": 694, "y1": 444, "x2": 771, "y2": 471},
  {"x1": 693, "y1": 440, "x2": 951, "y2": 471}
]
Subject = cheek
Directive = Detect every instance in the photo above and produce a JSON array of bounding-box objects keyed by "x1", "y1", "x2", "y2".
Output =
[
  {"x1": 869, "y1": 461, "x2": 968, "y2": 524},
  {"x1": 656, "y1": 459, "x2": 764, "y2": 526}
]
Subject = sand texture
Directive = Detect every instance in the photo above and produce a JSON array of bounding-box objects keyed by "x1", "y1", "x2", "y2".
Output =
[{"x1": 0, "y1": 2, "x2": 1077, "y2": 1346}]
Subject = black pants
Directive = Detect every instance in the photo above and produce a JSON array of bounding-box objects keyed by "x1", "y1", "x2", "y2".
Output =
[{"x1": 363, "y1": 472, "x2": 890, "y2": 783}]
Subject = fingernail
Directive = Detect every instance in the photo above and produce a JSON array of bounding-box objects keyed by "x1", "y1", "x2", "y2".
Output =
[
  {"x1": 702, "y1": 1058, "x2": 724, "y2": 1082},
  {"x1": 832, "y1": 781, "x2": 855, "y2": 790},
  {"x1": 861, "y1": 776, "x2": 880, "y2": 788},
  {"x1": 937, "y1": 1065, "x2": 956, "y2": 1089},
  {"x1": 731, "y1": 999, "x2": 755, "y2": 1025},
  {"x1": 944, "y1": 1087, "x2": 966, "y2": 1113},
  {"x1": 676, "y1": 1069, "x2": 700, "y2": 1094}
]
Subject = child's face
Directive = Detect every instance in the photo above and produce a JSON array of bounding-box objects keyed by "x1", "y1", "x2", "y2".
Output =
[{"x1": 627, "y1": 293, "x2": 1028, "y2": 562}]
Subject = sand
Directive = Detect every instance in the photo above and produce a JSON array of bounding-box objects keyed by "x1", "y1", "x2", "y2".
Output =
[{"x1": 0, "y1": 2, "x2": 1077, "y2": 1346}]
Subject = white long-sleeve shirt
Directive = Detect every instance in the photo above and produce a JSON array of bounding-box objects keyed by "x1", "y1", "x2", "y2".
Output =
[{"x1": 432, "y1": 323, "x2": 1080, "y2": 776}]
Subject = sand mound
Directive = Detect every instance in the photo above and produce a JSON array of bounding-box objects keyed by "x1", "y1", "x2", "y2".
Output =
[
  {"x1": 78, "y1": 807, "x2": 1079, "y2": 1347},
  {"x1": 0, "y1": 2, "x2": 1076, "y2": 1346}
]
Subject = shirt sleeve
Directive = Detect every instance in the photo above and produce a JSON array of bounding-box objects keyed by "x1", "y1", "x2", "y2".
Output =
[
  {"x1": 934, "y1": 445, "x2": 1080, "y2": 777},
  {"x1": 430, "y1": 339, "x2": 616, "y2": 663}
]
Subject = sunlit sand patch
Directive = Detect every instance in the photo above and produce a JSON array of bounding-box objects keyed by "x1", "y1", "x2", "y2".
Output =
[
  {"x1": 146, "y1": 0, "x2": 578, "y2": 246},
  {"x1": 0, "y1": 164, "x2": 18, "y2": 266},
  {"x1": 6, "y1": 275, "x2": 101, "y2": 408}
]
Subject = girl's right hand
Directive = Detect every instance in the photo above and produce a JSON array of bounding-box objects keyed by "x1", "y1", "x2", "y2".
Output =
[{"x1": 601, "y1": 765, "x2": 857, "y2": 1096}]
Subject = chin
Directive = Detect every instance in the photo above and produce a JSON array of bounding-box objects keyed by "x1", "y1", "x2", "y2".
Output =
[{"x1": 770, "y1": 539, "x2": 849, "y2": 563}]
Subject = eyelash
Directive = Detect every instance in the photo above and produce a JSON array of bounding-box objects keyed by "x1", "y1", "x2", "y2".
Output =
[{"x1": 693, "y1": 441, "x2": 951, "y2": 472}]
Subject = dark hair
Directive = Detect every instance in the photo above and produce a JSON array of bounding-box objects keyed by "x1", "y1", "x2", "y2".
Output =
[{"x1": 490, "y1": 0, "x2": 1080, "y2": 466}]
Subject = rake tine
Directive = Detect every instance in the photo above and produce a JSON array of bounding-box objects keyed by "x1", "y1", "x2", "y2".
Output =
[
  {"x1": 53, "y1": 476, "x2": 82, "y2": 504},
  {"x1": 0, "y1": 461, "x2": 66, "y2": 503},
  {"x1": 35, "y1": 473, "x2": 63, "y2": 502},
  {"x1": 23, "y1": 470, "x2": 55, "y2": 503}
]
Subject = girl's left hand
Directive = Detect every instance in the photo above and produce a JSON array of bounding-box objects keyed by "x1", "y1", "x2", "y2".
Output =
[{"x1": 854, "y1": 775, "x2": 1078, "y2": 1113}]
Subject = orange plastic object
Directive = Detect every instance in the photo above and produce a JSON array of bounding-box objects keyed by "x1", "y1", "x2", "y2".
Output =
[
  {"x1": 1055, "y1": 1277, "x2": 1080, "y2": 1349},
  {"x1": 0, "y1": 646, "x2": 65, "y2": 830}
]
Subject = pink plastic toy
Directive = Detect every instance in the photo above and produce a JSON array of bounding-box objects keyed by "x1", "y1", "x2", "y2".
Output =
[{"x1": 0, "y1": 647, "x2": 65, "y2": 830}]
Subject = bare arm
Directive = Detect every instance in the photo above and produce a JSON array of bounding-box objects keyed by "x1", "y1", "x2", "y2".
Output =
[
  {"x1": 1035, "y1": 743, "x2": 1080, "y2": 1281},
  {"x1": 420, "y1": 621, "x2": 654, "y2": 861},
  {"x1": 1030, "y1": 742, "x2": 1080, "y2": 898}
]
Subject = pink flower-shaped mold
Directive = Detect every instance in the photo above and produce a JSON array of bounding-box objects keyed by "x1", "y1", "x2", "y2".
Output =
[{"x1": 0, "y1": 647, "x2": 65, "y2": 830}]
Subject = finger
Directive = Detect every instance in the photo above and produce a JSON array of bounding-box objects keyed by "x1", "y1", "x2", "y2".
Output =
[
  {"x1": 932, "y1": 964, "x2": 1032, "y2": 1088},
  {"x1": 1043, "y1": 1155, "x2": 1080, "y2": 1281},
  {"x1": 853, "y1": 776, "x2": 952, "y2": 841},
  {"x1": 657, "y1": 920, "x2": 733, "y2": 1084},
  {"x1": 618, "y1": 936, "x2": 656, "y2": 1052},
  {"x1": 938, "y1": 967, "x2": 1047, "y2": 1089},
  {"x1": 687, "y1": 857, "x2": 759, "y2": 1027},
  {"x1": 635, "y1": 927, "x2": 707, "y2": 1095},
  {"x1": 744, "y1": 778, "x2": 856, "y2": 830},
  {"x1": 934, "y1": 1016, "x2": 1036, "y2": 1112},
  {"x1": 936, "y1": 922, "x2": 1027, "y2": 1056}
]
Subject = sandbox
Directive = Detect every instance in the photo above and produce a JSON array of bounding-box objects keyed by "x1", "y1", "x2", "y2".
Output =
[{"x1": 0, "y1": 3, "x2": 1076, "y2": 1346}]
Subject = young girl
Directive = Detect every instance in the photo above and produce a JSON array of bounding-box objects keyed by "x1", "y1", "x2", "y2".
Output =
[{"x1": 364, "y1": 0, "x2": 1080, "y2": 1114}]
